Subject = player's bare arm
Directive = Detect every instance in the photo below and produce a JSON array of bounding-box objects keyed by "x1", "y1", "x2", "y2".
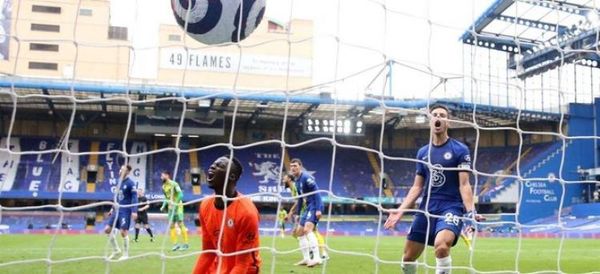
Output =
[
  {"x1": 384, "y1": 174, "x2": 424, "y2": 230},
  {"x1": 458, "y1": 171, "x2": 484, "y2": 222},
  {"x1": 287, "y1": 200, "x2": 298, "y2": 221}
]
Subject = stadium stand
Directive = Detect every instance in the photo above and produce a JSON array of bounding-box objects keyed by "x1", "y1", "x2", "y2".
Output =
[
  {"x1": 0, "y1": 138, "x2": 567, "y2": 200},
  {"x1": 3, "y1": 137, "x2": 588, "y2": 238}
]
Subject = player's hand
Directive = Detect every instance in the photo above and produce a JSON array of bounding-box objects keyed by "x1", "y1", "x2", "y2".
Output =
[
  {"x1": 475, "y1": 213, "x2": 485, "y2": 222},
  {"x1": 315, "y1": 210, "x2": 322, "y2": 219},
  {"x1": 463, "y1": 210, "x2": 485, "y2": 227},
  {"x1": 384, "y1": 209, "x2": 403, "y2": 230},
  {"x1": 107, "y1": 209, "x2": 113, "y2": 217},
  {"x1": 132, "y1": 213, "x2": 138, "y2": 221}
]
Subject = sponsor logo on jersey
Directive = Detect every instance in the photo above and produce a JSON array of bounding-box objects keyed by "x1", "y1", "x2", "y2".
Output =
[{"x1": 431, "y1": 164, "x2": 446, "y2": 187}]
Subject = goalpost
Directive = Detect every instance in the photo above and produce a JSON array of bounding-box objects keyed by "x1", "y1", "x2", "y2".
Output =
[{"x1": 0, "y1": 0, "x2": 599, "y2": 273}]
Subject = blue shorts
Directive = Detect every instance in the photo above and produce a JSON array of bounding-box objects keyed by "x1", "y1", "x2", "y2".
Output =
[
  {"x1": 107, "y1": 210, "x2": 132, "y2": 230},
  {"x1": 299, "y1": 209, "x2": 319, "y2": 227},
  {"x1": 407, "y1": 200, "x2": 464, "y2": 246}
]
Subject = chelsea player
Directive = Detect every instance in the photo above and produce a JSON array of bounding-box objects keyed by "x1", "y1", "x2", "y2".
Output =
[
  {"x1": 104, "y1": 164, "x2": 138, "y2": 261},
  {"x1": 289, "y1": 158, "x2": 324, "y2": 267},
  {"x1": 282, "y1": 172, "x2": 328, "y2": 265},
  {"x1": 384, "y1": 104, "x2": 482, "y2": 274}
]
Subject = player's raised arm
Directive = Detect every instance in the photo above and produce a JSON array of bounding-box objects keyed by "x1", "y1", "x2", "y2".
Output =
[{"x1": 384, "y1": 174, "x2": 424, "y2": 229}]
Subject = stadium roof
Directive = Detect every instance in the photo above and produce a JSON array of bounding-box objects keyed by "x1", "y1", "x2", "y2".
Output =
[
  {"x1": 0, "y1": 78, "x2": 562, "y2": 132},
  {"x1": 461, "y1": 0, "x2": 600, "y2": 78}
]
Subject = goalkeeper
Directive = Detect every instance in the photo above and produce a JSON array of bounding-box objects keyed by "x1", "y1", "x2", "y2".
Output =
[{"x1": 160, "y1": 170, "x2": 189, "y2": 251}]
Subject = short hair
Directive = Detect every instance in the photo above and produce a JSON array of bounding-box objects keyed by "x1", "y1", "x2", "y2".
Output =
[
  {"x1": 161, "y1": 170, "x2": 171, "y2": 178},
  {"x1": 124, "y1": 165, "x2": 132, "y2": 172},
  {"x1": 229, "y1": 156, "x2": 243, "y2": 178},
  {"x1": 219, "y1": 155, "x2": 243, "y2": 179},
  {"x1": 281, "y1": 173, "x2": 294, "y2": 188},
  {"x1": 429, "y1": 104, "x2": 450, "y2": 116},
  {"x1": 290, "y1": 158, "x2": 303, "y2": 166},
  {"x1": 283, "y1": 173, "x2": 294, "y2": 181}
]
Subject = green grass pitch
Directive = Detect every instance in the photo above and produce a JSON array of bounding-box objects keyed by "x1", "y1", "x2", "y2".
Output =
[{"x1": 0, "y1": 234, "x2": 599, "y2": 273}]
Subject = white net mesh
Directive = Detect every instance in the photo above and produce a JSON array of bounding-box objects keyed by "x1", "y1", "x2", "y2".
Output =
[{"x1": 0, "y1": 0, "x2": 600, "y2": 273}]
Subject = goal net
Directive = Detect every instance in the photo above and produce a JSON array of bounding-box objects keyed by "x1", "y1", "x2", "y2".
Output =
[{"x1": 0, "y1": 0, "x2": 599, "y2": 273}]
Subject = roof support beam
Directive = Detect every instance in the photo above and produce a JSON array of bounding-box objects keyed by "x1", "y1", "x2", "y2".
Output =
[
  {"x1": 509, "y1": 28, "x2": 600, "y2": 77},
  {"x1": 461, "y1": 0, "x2": 514, "y2": 41},
  {"x1": 496, "y1": 15, "x2": 567, "y2": 33},
  {"x1": 101, "y1": 92, "x2": 108, "y2": 115},
  {"x1": 245, "y1": 101, "x2": 269, "y2": 127},
  {"x1": 294, "y1": 103, "x2": 319, "y2": 126},
  {"x1": 42, "y1": 88, "x2": 56, "y2": 115},
  {"x1": 384, "y1": 115, "x2": 402, "y2": 129},
  {"x1": 221, "y1": 99, "x2": 232, "y2": 107},
  {"x1": 524, "y1": 0, "x2": 597, "y2": 15},
  {"x1": 358, "y1": 105, "x2": 376, "y2": 118},
  {"x1": 462, "y1": 33, "x2": 534, "y2": 53}
]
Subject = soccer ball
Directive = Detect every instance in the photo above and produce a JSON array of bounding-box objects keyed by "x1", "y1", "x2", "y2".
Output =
[{"x1": 171, "y1": 0, "x2": 266, "y2": 45}]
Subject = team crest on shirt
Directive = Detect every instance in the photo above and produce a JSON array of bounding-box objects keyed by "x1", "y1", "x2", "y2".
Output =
[
  {"x1": 227, "y1": 218, "x2": 234, "y2": 228},
  {"x1": 443, "y1": 152, "x2": 452, "y2": 160},
  {"x1": 431, "y1": 164, "x2": 446, "y2": 187}
]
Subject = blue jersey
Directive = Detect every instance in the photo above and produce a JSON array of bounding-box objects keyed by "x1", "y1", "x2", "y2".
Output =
[
  {"x1": 115, "y1": 177, "x2": 138, "y2": 212},
  {"x1": 415, "y1": 138, "x2": 471, "y2": 204},
  {"x1": 294, "y1": 172, "x2": 323, "y2": 215}
]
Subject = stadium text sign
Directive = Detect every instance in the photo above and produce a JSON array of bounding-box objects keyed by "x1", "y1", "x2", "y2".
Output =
[
  {"x1": 27, "y1": 140, "x2": 53, "y2": 193},
  {"x1": 160, "y1": 48, "x2": 312, "y2": 77},
  {"x1": 128, "y1": 142, "x2": 147, "y2": 191},
  {"x1": 0, "y1": 138, "x2": 20, "y2": 191},
  {"x1": 60, "y1": 140, "x2": 80, "y2": 192},
  {"x1": 524, "y1": 181, "x2": 558, "y2": 203}
]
